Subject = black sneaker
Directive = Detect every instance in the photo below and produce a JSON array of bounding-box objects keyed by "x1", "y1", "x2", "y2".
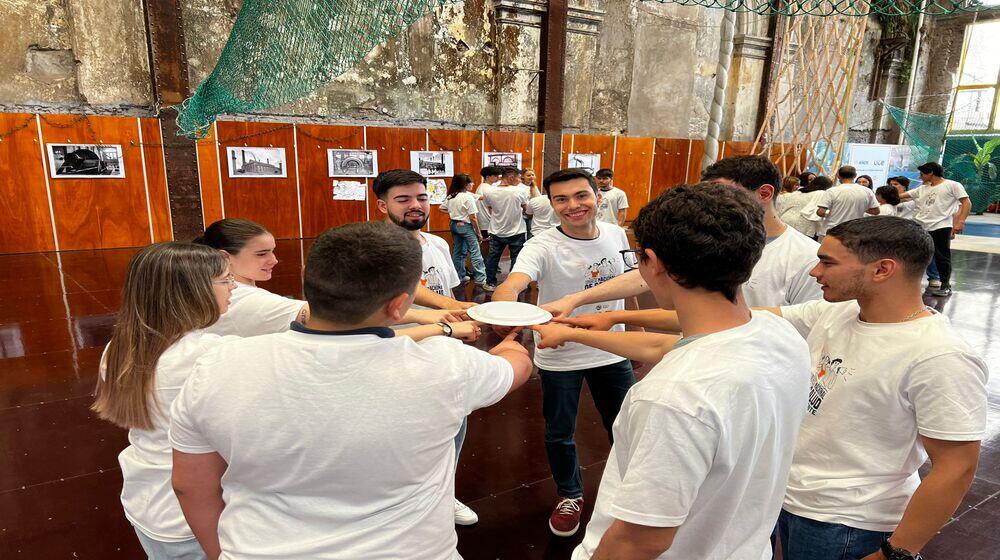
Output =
[{"x1": 931, "y1": 285, "x2": 953, "y2": 297}]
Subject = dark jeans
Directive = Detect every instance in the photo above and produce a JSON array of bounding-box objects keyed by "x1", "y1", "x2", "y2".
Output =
[
  {"x1": 778, "y1": 510, "x2": 891, "y2": 560},
  {"x1": 486, "y1": 233, "x2": 526, "y2": 285},
  {"x1": 539, "y1": 360, "x2": 636, "y2": 499},
  {"x1": 929, "y1": 227, "x2": 953, "y2": 287},
  {"x1": 450, "y1": 220, "x2": 486, "y2": 283}
]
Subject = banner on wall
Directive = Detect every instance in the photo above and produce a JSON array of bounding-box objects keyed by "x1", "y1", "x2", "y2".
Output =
[
  {"x1": 845, "y1": 143, "x2": 920, "y2": 187},
  {"x1": 47, "y1": 144, "x2": 125, "y2": 179}
]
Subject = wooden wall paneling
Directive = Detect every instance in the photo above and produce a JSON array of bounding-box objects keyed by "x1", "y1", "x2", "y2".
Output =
[
  {"x1": 483, "y1": 130, "x2": 533, "y2": 174},
  {"x1": 569, "y1": 134, "x2": 616, "y2": 173},
  {"x1": 216, "y1": 121, "x2": 300, "y2": 239},
  {"x1": 686, "y1": 140, "x2": 707, "y2": 183},
  {"x1": 650, "y1": 138, "x2": 691, "y2": 199},
  {"x1": 363, "y1": 126, "x2": 428, "y2": 224},
  {"x1": 0, "y1": 113, "x2": 56, "y2": 254},
  {"x1": 197, "y1": 123, "x2": 223, "y2": 227},
  {"x1": 39, "y1": 114, "x2": 154, "y2": 250},
  {"x1": 426, "y1": 129, "x2": 483, "y2": 232},
  {"x1": 532, "y1": 133, "x2": 545, "y2": 179},
  {"x1": 560, "y1": 133, "x2": 572, "y2": 168},
  {"x1": 294, "y1": 124, "x2": 367, "y2": 238},
  {"x1": 611, "y1": 136, "x2": 655, "y2": 221},
  {"x1": 139, "y1": 118, "x2": 173, "y2": 241},
  {"x1": 721, "y1": 140, "x2": 754, "y2": 159}
]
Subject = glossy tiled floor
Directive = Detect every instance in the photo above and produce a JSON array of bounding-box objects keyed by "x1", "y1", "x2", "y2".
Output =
[{"x1": 1, "y1": 242, "x2": 998, "y2": 559}]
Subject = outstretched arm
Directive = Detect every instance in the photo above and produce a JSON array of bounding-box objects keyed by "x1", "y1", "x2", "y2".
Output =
[
  {"x1": 541, "y1": 269, "x2": 649, "y2": 318},
  {"x1": 531, "y1": 323, "x2": 679, "y2": 363}
]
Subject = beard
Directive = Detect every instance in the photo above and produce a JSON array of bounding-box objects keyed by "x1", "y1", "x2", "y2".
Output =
[{"x1": 389, "y1": 210, "x2": 427, "y2": 231}]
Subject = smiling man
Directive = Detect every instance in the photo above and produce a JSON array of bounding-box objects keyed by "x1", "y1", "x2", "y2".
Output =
[{"x1": 492, "y1": 168, "x2": 635, "y2": 537}]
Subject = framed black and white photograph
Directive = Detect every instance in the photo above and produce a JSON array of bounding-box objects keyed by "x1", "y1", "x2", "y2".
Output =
[
  {"x1": 227, "y1": 147, "x2": 287, "y2": 178},
  {"x1": 568, "y1": 153, "x2": 601, "y2": 175},
  {"x1": 47, "y1": 144, "x2": 125, "y2": 179},
  {"x1": 410, "y1": 150, "x2": 455, "y2": 178},
  {"x1": 484, "y1": 152, "x2": 522, "y2": 169},
  {"x1": 328, "y1": 149, "x2": 379, "y2": 178}
]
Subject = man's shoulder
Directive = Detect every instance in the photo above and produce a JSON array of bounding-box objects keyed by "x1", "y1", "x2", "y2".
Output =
[{"x1": 422, "y1": 231, "x2": 449, "y2": 248}]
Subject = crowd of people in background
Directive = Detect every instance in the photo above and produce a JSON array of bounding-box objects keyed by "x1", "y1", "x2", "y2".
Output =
[{"x1": 92, "y1": 155, "x2": 985, "y2": 560}]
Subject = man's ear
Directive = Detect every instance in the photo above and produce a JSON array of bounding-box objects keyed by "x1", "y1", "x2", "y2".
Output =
[
  {"x1": 385, "y1": 291, "x2": 412, "y2": 322},
  {"x1": 871, "y1": 258, "x2": 901, "y2": 284},
  {"x1": 758, "y1": 184, "x2": 776, "y2": 203},
  {"x1": 376, "y1": 198, "x2": 389, "y2": 216}
]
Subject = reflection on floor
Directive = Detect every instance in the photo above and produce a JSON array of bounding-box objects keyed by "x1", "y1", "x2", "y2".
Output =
[{"x1": 1, "y1": 242, "x2": 998, "y2": 558}]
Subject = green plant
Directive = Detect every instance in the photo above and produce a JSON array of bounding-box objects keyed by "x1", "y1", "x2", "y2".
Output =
[{"x1": 951, "y1": 137, "x2": 1000, "y2": 181}]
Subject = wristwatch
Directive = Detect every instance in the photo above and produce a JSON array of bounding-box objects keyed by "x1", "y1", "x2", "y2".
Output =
[
  {"x1": 436, "y1": 322, "x2": 453, "y2": 338},
  {"x1": 881, "y1": 540, "x2": 922, "y2": 560}
]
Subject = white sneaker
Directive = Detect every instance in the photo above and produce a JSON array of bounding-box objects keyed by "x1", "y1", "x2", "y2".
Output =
[
  {"x1": 454, "y1": 499, "x2": 479, "y2": 525},
  {"x1": 929, "y1": 279, "x2": 942, "y2": 289}
]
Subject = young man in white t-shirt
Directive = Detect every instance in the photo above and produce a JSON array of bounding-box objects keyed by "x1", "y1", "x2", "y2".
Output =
[
  {"x1": 474, "y1": 165, "x2": 501, "y2": 239},
  {"x1": 482, "y1": 166, "x2": 531, "y2": 291},
  {"x1": 899, "y1": 161, "x2": 972, "y2": 297},
  {"x1": 595, "y1": 168, "x2": 629, "y2": 226},
  {"x1": 815, "y1": 165, "x2": 880, "y2": 233},
  {"x1": 542, "y1": 155, "x2": 823, "y2": 317},
  {"x1": 169, "y1": 222, "x2": 534, "y2": 560},
  {"x1": 492, "y1": 168, "x2": 635, "y2": 538},
  {"x1": 531, "y1": 183, "x2": 811, "y2": 559},
  {"x1": 525, "y1": 182, "x2": 561, "y2": 236}
]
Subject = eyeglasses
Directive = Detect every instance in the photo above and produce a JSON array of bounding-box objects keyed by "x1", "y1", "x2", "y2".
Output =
[
  {"x1": 619, "y1": 249, "x2": 640, "y2": 272},
  {"x1": 213, "y1": 273, "x2": 237, "y2": 287}
]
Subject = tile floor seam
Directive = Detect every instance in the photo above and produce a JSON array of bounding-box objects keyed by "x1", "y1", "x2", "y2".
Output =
[
  {"x1": 0, "y1": 392, "x2": 94, "y2": 413},
  {"x1": 0, "y1": 466, "x2": 121, "y2": 497},
  {"x1": 464, "y1": 460, "x2": 608, "y2": 507}
]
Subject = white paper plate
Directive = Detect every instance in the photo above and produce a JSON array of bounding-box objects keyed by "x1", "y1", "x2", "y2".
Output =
[{"x1": 466, "y1": 301, "x2": 553, "y2": 327}]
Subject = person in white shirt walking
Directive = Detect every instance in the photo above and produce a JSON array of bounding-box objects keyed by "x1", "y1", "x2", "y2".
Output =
[
  {"x1": 595, "y1": 168, "x2": 629, "y2": 226},
  {"x1": 815, "y1": 165, "x2": 880, "y2": 233},
  {"x1": 521, "y1": 168, "x2": 540, "y2": 237},
  {"x1": 525, "y1": 182, "x2": 561, "y2": 236},
  {"x1": 482, "y1": 166, "x2": 531, "y2": 291},
  {"x1": 440, "y1": 173, "x2": 487, "y2": 287},
  {"x1": 531, "y1": 183, "x2": 811, "y2": 560},
  {"x1": 474, "y1": 165, "x2": 501, "y2": 240},
  {"x1": 169, "y1": 222, "x2": 534, "y2": 560},
  {"x1": 899, "y1": 162, "x2": 972, "y2": 297},
  {"x1": 492, "y1": 168, "x2": 636, "y2": 538}
]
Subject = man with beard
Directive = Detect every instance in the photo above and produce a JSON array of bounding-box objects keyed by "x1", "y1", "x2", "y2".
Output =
[{"x1": 372, "y1": 169, "x2": 482, "y2": 526}]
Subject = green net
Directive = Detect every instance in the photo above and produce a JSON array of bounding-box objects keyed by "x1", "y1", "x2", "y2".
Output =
[
  {"x1": 884, "y1": 103, "x2": 948, "y2": 165},
  {"x1": 943, "y1": 135, "x2": 1000, "y2": 213},
  {"x1": 176, "y1": 0, "x2": 450, "y2": 137},
  {"x1": 640, "y1": 0, "x2": 994, "y2": 16}
]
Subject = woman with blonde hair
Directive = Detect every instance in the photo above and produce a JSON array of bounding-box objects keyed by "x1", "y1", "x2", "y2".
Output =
[{"x1": 93, "y1": 242, "x2": 237, "y2": 559}]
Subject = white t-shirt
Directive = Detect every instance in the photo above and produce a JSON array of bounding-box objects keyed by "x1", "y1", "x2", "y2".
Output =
[
  {"x1": 441, "y1": 191, "x2": 479, "y2": 222},
  {"x1": 574, "y1": 312, "x2": 811, "y2": 560},
  {"x1": 817, "y1": 184, "x2": 879, "y2": 229},
  {"x1": 112, "y1": 330, "x2": 238, "y2": 542},
  {"x1": 483, "y1": 186, "x2": 529, "y2": 237},
  {"x1": 206, "y1": 283, "x2": 305, "y2": 337},
  {"x1": 778, "y1": 191, "x2": 817, "y2": 238},
  {"x1": 896, "y1": 199, "x2": 916, "y2": 220},
  {"x1": 419, "y1": 232, "x2": 461, "y2": 298},
  {"x1": 743, "y1": 226, "x2": 823, "y2": 307},
  {"x1": 169, "y1": 326, "x2": 514, "y2": 560},
  {"x1": 909, "y1": 179, "x2": 969, "y2": 231},
  {"x1": 876, "y1": 203, "x2": 897, "y2": 217},
  {"x1": 780, "y1": 300, "x2": 989, "y2": 531},
  {"x1": 474, "y1": 183, "x2": 496, "y2": 232},
  {"x1": 512, "y1": 223, "x2": 630, "y2": 371},
  {"x1": 526, "y1": 195, "x2": 560, "y2": 235},
  {"x1": 597, "y1": 187, "x2": 629, "y2": 225}
]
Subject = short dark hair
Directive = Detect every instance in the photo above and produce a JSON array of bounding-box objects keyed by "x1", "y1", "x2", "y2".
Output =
[
  {"x1": 701, "y1": 155, "x2": 780, "y2": 192},
  {"x1": 837, "y1": 165, "x2": 858, "y2": 180},
  {"x1": 543, "y1": 168, "x2": 598, "y2": 198},
  {"x1": 500, "y1": 166, "x2": 519, "y2": 177},
  {"x1": 875, "y1": 185, "x2": 900, "y2": 205},
  {"x1": 481, "y1": 165, "x2": 501, "y2": 178},
  {"x1": 827, "y1": 217, "x2": 933, "y2": 279},
  {"x1": 890, "y1": 176, "x2": 911, "y2": 188},
  {"x1": 372, "y1": 169, "x2": 426, "y2": 200},
  {"x1": 304, "y1": 222, "x2": 422, "y2": 324},
  {"x1": 632, "y1": 182, "x2": 765, "y2": 303},
  {"x1": 917, "y1": 162, "x2": 944, "y2": 177},
  {"x1": 193, "y1": 218, "x2": 268, "y2": 254},
  {"x1": 801, "y1": 175, "x2": 834, "y2": 193},
  {"x1": 595, "y1": 168, "x2": 614, "y2": 179}
]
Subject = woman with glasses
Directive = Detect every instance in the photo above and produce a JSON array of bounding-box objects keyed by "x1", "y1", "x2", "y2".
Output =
[{"x1": 93, "y1": 242, "x2": 237, "y2": 560}]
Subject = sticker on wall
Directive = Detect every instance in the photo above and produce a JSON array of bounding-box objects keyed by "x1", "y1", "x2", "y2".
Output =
[
  {"x1": 567, "y1": 153, "x2": 601, "y2": 175},
  {"x1": 328, "y1": 149, "x2": 379, "y2": 178},
  {"x1": 483, "y1": 152, "x2": 523, "y2": 169},
  {"x1": 427, "y1": 178, "x2": 448, "y2": 205},
  {"x1": 226, "y1": 147, "x2": 287, "y2": 178},
  {"x1": 410, "y1": 151, "x2": 455, "y2": 178},
  {"x1": 47, "y1": 144, "x2": 126, "y2": 179},
  {"x1": 331, "y1": 180, "x2": 367, "y2": 201}
]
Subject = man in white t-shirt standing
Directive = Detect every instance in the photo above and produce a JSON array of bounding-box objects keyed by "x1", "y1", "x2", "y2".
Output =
[
  {"x1": 492, "y1": 168, "x2": 636, "y2": 538},
  {"x1": 169, "y1": 222, "x2": 534, "y2": 560},
  {"x1": 595, "y1": 168, "x2": 629, "y2": 226},
  {"x1": 475, "y1": 165, "x2": 501, "y2": 240},
  {"x1": 765, "y1": 216, "x2": 987, "y2": 560},
  {"x1": 530, "y1": 183, "x2": 811, "y2": 559},
  {"x1": 482, "y1": 166, "x2": 530, "y2": 291},
  {"x1": 816, "y1": 165, "x2": 880, "y2": 234},
  {"x1": 525, "y1": 182, "x2": 561, "y2": 236},
  {"x1": 899, "y1": 162, "x2": 971, "y2": 297}
]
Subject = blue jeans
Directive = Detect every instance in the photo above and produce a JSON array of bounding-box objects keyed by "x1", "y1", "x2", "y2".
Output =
[
  {"x1": 927, "y1": 258, "x2": 940, "y2": 281},
  {"x1": 450, "y1": 220, "x2": 486, "y2": 283},
  {"x1": 778, "y1": 510, "x2": 892, "y2": 560},
  {"x1": 486, "y1": 233, "x2": 526, "y2": 285},
  {"x1": 539, "y1": 360, "x2": 636, "y2": 498},
  {"x1": 133, "y1": 527, "x2": 207, "y2": 560}
]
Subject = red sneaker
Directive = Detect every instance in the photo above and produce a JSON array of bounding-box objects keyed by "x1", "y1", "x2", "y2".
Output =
[{"x1": 549, "y1": 497, "x2": 584, "y2": 537}]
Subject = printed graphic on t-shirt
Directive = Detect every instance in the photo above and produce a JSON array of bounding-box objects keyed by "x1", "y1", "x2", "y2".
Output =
[
  {"x1": 585, "y1": 258, "x2": 619, "y2": 312},
  {"x1": 807, "y1": 352, "x2": 854, "y2": 415},
  {"x1": 422, "y1": 266, "x2": 446, "y2": 295}
]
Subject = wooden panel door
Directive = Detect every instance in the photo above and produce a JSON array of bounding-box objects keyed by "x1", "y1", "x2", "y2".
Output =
[
  {"x1": 197, "y1": 123, "x2": 223, "y2": 228},
  {"x1": 216, "y1": 121, "x2": 300, "y2": 239},
  {"x1": 0, "y1": 113, "x2": 56, "y2": 254},
  {"x1": 363, "y1": 126, "x2": 427, "y2": 224},
  {"x1": 426, "y1": 129, "x2": 483, "y2": 233},
  {"x1": 611, "y1": 137, "x2": 655, "y2": 221},
  {"x1": 651, "y1": 138, "x2": 690, "y2": 199},
  {"x1": 139, "y1": 118, "x2": 173, "y2": 242},
  {"x1": 295, "y1": 124, "x2": 367, "y2": 237},
  {"x1": 39, "y1": 114, "x2": 154, "y2": 250}
]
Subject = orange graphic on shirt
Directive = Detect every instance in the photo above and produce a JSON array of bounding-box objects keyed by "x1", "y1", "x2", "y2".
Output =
[{"x1": 420, "y1": 278, "x2": 428, "y2": 286}]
